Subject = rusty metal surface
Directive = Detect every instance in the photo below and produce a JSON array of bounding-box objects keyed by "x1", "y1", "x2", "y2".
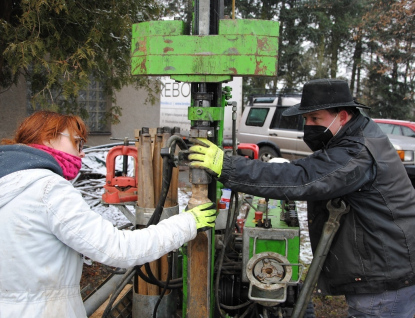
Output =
[
  {"x1": 131, "y1": 19, "x2": 279, "y2": 80},
  {"x1": 152, "y1": 129, "x2": 163, "y2": 205},
  {"x1": 186, "y1": 231, "x2": 210, "y2": 317}
]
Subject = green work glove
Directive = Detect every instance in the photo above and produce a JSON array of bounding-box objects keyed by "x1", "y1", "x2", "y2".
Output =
[
  {"x1": 185, "y1": 202, "x2": 217, "y2": 232},
  {"x1": 188, "y1": 138, "x2": 224, "y2": 177}
]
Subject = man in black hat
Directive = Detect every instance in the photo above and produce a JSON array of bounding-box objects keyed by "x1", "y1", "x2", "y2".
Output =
[{"x1": 189, "y1": 78, "x2": 415, "y2": 317}]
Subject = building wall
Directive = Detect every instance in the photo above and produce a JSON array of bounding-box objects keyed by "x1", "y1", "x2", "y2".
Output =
[
  {"x1": 0, "y1": 75, "x2": 28, "y2": 142},
  {"x1": 0, "y1": 78, "x2": 160, "y2": 147},
  {"x1": 89, "y1": 84, "x2": 160, "y2": 147}
]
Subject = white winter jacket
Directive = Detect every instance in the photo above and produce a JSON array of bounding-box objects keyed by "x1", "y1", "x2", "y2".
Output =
[{"x1": 0, "y1": 169, "x2": 197, "y2": 317}]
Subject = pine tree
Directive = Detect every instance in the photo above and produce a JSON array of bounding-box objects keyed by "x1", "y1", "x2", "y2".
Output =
[
  {"x1": 0, "y1": 0, "x2": 161, "y2": 122},
  {"x1": 361, "y1": 0, "x2": 415, "y2": 118}
]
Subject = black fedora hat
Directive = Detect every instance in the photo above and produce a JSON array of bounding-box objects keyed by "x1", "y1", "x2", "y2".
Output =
[{"x1": 283, "y1": 78, "x2": 369, "y2": 116}]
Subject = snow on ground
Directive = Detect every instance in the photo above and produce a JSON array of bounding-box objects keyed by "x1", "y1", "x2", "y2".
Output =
[
  {"x1": 75, "y1": 146, "x2": 312, "y2": 264},
  {"x1": 297, "y1": 201, "x2": 313, "y2": 264}
]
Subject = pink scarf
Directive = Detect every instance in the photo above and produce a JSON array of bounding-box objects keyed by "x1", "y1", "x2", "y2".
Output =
[{"x1": 30, "y1": 144, "x2": 82, "y2": 180}]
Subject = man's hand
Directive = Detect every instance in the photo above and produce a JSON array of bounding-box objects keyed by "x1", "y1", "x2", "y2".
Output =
[
  {"x1": 184, "y1": 202, "x2": 217, "y2": 232},
  {"x1": 189, "y1": 138, "x2": 224, "y2": 177}
]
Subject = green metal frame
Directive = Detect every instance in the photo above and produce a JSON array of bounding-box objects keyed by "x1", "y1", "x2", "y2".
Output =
[
  {"x1": 132, "y1": 19, "x2": 279, "y2": 82},
  {"x1": 131, "y1": 16, "x2": 280, "y2": 318},
  {"x1": 244, "y1": 199, "x2": 301, "y2": 282}
]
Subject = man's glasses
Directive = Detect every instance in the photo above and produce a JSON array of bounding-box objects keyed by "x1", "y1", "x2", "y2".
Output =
[{"x1": 59, "y1": 132, "x2": 85, "y2": 153}]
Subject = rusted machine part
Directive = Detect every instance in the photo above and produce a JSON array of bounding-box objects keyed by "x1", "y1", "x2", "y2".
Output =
[
  {"x1": 246, "y1": 252, "x2": 293, "y2": 306},
  {"x1": 137, "y1": 127, "x2": 159, "y2": 296},
  {"x1": 169, "y1": 127, "x2": 181, "y2": 206},
  {"x1": 139, "y1": 127, "x2": 155, "y2": 209},
  {"x1": 186, "y1": 167, "x2": 212, "y2": 318},
  {"x1": 153, "y1": 127, "x2": 168, "y2": 284},
  {"x1": 161, "y1": 127, "x2": 173, "y2": 207},
  {"x1": 135, "y1": 134, "x2": 145, "y2": 295},
  {"x1": 153, "y1": 128, "x2": 163, "y2": 208},
  {"x1": 160, "y1": 127, "x2": 182, "y2": 283},
  {"x1": 291, "y1": 199, "x2": 350, "y2": 318}
]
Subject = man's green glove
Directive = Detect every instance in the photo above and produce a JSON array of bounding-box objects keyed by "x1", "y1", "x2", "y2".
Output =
[
  {"x1": 188, "y1": 138, "x2": 224, "y2": 177},
  {"x1": 185, "y1": 202, "x2": 217, "y2": 232}
]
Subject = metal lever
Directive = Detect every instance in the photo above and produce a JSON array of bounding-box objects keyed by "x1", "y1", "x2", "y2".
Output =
[{"x1": 291, "y1": 199, "x2": 350, "y2": 318}]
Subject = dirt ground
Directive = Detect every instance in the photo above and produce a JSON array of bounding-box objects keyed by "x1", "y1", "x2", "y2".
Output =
[
  {"x1": 80, "y1": 262, "x2": 115, "y2": 300},
  {"x1": 312, "y1": 294, "x2": 348, "y2": 317}
]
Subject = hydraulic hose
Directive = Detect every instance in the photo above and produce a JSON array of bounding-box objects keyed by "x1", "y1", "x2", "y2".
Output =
[
  {"x1": 136, "y1": 265, "x2": 183, "y2": 289},
  {"x1": 214, "y1": 113, "x2": 246, "y2": 317},
  {"x1": 140, "y1": 135, "x2": 188, "y2": 318},
  {"x1": 147, "y1": 135, "x2": 188, "y2": 226},
  {"x1": 139, "y1": 135, "x2": 188, "y2": 289},
  {"x1": 102, "y1": 267, "x2": 136, "y2": 318},
  {"x1": 152, "y1": 251, "x2": 174, "y2": 318},
  {"x1": 103, "y1": 136, "x2": 188, "y2": 316},
  {"x1": 214, "y1": 190, "x2": 243, "y2": 317}
]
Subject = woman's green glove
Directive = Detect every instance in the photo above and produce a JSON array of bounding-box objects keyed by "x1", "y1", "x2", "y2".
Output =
[
  {"x1": 185, "y1": 202, "x2": 217, "y2": 232},
  {"x1": 189, "y1": 138, "x2": 224, "y2": 177}
]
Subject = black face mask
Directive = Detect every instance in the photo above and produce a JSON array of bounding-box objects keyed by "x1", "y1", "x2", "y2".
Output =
[{"x1": 303, "y1": 125, "x2": 334, "y2": 151}]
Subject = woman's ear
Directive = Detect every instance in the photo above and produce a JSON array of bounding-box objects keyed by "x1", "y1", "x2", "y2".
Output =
[{"x1": 43, "y1": 139, "x2": 53, "y2": 148}]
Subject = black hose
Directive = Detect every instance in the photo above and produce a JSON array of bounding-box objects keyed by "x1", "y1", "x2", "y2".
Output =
[
  {"x1": 103, "y1": 136, "x2": 188, "y2": 317},
  {"x1": 220, "y1": 300, "x2": 252, "y2": 310},
  {"x1": 152, "y1": 252, "x2": 173, "y2": 318},
  {"x1": 138, "y1": 135, "x2": 188, "y2": 286},
  {"x1": 135, "y1": 135, "x2": 188, "y2": 318},
  {"x1": 214, "y1": 190, "x2": 241, "y2": 317},
  {"x1": 102, "y1": 267, "x2": 136, "y2": 318},
  {"x1": 136, "y1": 263, "x2": 183, "y2": 289},
  {"x1": 239, "y1": 303, "x2": 256, "y2": 318},
  {"x1": 147, "y1": 135, "x2": 187, "y2": 226},
  {"x1": 104, "y1": 266, "x2": 127, "y2": 275}
]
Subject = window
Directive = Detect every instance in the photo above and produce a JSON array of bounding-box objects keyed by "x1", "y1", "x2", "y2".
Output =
[
  {"x1": 79, "y1": 79, "x2": 110, "y2": 133},
  {"x1": 26, "y1": 72, "x2": 110, "y2": 134},
  {"x1": 376, "y1": 123, "x2": 415, "y2": 138},
  {"x1": 246, "y1": 108, "x2": 269, "y2": 127},
  {"x1": 401, "y1": 126, "x2": 415, "y2": 138},
  {"x1": 377, "y1": 123, "x2": 394, "y2": 134},
  {"x1": 270, "y1": 107, "x2": 302, "y2": 130}
]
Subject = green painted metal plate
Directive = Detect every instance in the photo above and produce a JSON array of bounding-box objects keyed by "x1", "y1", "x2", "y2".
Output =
[
  {"x1": 131, "y1": 19, "x2": 279, "y2": 80},
  {"x1": 171, "y1": 75, "x2": 232, "y2": 82},
  {"x1": 245, "y1": 198, "x2": 300, "y2": 281},
  {"x1": 188, "y1": 107, "x2": 224, "y2": 121}
]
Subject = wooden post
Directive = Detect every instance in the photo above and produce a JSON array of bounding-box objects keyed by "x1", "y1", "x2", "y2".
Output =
[{"x1": 153, "y1": 128, "x2": 163, "y2": 205}]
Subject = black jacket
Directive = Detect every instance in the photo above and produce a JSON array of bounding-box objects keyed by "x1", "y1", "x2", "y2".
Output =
[{"x1": 219, "y1": 113, "x2": 415, "y2": 295}]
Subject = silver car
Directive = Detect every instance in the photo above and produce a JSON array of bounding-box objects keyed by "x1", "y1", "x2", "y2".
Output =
[
  {"x1": 237, "y1": 93, "x2": 311, "y2": 161},
  {"x1": 238, "y1": 101, "x2": 415, "y2": 185},
  {"x1": 386, "y1": 134, "x2": 415, "y2": 185}
]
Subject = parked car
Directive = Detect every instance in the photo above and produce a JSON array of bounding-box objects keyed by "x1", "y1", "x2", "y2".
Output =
[
  {"x1": 386, "y1": 134, "x2": 415, "y2": 186},
  {"x1": 237, "y1": 95, "x2": 415, "y2": 186},
  {"x1": 373, "y1": 118, "x2": 415, "y2": 138},
  {"x1": 237, "y1": 93, "x2": 309, "y2": 161}
]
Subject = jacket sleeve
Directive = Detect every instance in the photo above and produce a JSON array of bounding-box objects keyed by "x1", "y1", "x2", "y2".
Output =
[
  {"x1": 42, "y1": 175, "x2": 197, "y2": 268},
  {"x1": 218, "y1": 143, "x2": 375, "y2": 201}
]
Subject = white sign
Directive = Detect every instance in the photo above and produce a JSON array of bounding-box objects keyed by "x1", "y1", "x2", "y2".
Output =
[{"x1": 160, "y1": 77, "x2": 243, "y2": 139}]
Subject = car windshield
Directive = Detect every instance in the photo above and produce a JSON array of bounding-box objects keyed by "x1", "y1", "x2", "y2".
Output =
[{"x1": 376, "y1": 122, "x2": 415, "y2": 138}]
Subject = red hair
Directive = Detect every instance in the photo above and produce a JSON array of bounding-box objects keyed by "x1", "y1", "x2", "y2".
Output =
[{"x1": 2, "y1": 111, "x2": 88, "y2": 147}]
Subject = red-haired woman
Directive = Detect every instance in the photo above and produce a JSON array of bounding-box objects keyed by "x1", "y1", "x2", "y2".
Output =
[{"x1": 0, "y1": 111, "x2": 215, "y2": 317}]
